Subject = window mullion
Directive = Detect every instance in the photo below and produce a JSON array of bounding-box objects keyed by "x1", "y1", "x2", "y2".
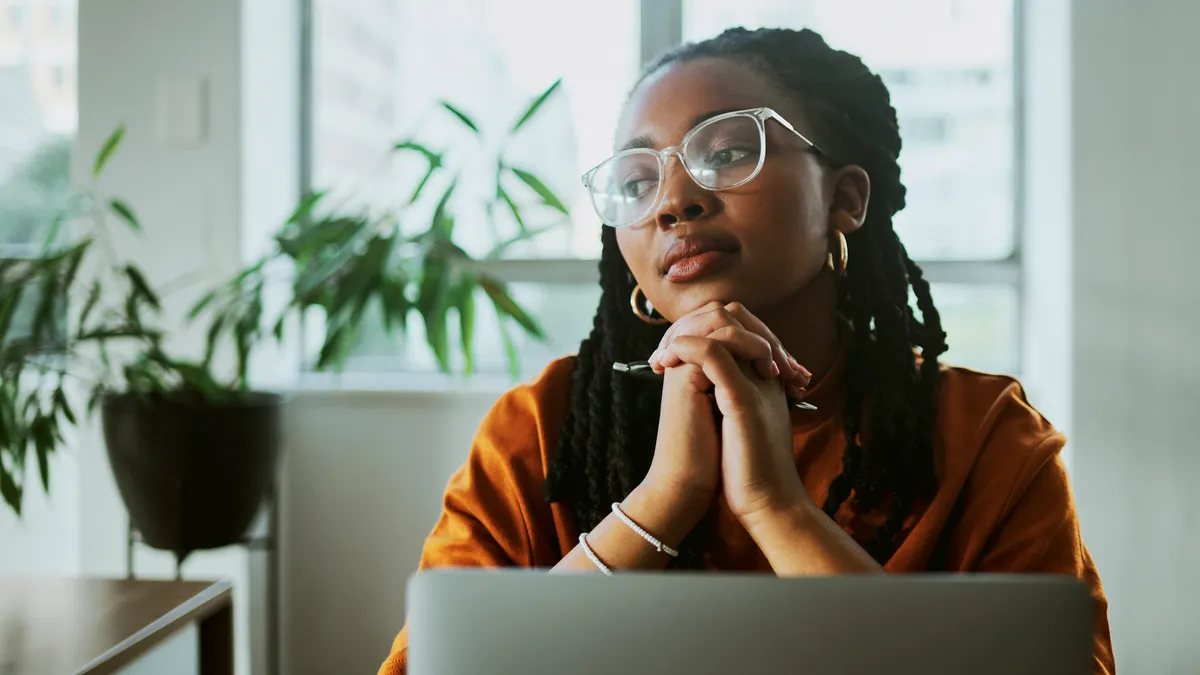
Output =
[
  {"x1": 468, "y1": 257, "x2": 1022, "y2": 287},
  {"x1": 640, "y1": 0, "x2": 684, "y2": 67}
]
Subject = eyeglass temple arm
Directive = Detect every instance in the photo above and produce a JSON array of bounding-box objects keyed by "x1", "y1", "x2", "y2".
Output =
[{"x1": 763, "y1": 109, "x2": 822, "y2": 154}]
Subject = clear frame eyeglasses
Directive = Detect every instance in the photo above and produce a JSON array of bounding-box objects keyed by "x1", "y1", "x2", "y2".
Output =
[{"x1": 581, "y1": 107, "x2": 822, "y2": 229}]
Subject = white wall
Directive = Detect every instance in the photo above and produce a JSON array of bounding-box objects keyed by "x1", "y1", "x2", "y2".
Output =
[
  {"x1": 1070, "y1": 0, "x2": 1200, "y2": 672},
  {"x1": 0, "y1": 452, "x2": 79, "y2": 576},
  {"x1": 280, "y1": 385, "x2": 498, "y2": 675}
]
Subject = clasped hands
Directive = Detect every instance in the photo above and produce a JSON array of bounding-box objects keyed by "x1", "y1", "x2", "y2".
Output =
[{"x1": 642, "y1": 300, "x2": 816, "y2": 526}]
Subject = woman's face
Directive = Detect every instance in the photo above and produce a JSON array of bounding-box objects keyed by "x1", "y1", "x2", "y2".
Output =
[{"x1": 612, "y1": 57, "x2": 865, "y2": 322}]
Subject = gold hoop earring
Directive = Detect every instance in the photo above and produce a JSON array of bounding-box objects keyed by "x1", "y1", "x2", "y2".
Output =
[
  {"x1": 826, "y1": 230, "x2": 848, "y2": 278},
  {"x1": 630, "y1": 285, "x2": 669, "y2": 325}
]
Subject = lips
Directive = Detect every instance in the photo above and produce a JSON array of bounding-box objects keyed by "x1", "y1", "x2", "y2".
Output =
[{"x1": 659, "y1": 233, "x2": 741, "y2": 282}]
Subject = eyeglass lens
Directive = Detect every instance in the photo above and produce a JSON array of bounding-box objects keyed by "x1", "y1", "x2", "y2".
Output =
[{"x1": 589, "y1": 114, "x2": 763, "y2": 227}]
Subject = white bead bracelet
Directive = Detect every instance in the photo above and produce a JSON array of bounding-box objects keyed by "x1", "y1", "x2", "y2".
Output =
[{"x1": 611, "y1": 502, "x2": 679, "y2": 557}]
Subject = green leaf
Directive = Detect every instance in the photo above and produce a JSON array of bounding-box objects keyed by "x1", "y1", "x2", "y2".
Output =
[
  {"x1": 393, "y1": 140, "x2": 444, "y2": 168},
  {"x1": 0, "y1": 465, "x2": 21, "y2": 516},
  {"x1": 170, "y1": 360, "x2": 227, "y2": 400},
  {"x1": 54, "y1": 389, "x2": 76, "y2": 426},
  {"x1": 379, "y1": 275, "x2": 411, "y2": 336},
  {"x1": 432, "y1": 179, "x2": 458, "y2": 238},
  {"x1": 485, "y1": 223, "x2": 558, "y2": 260},
  {"x1": 78, "y1": 280, "x2": 103, "y2": 332},
  {"x1": 0, "y1": 288, "x2": 20, "y2": 344},
  {"x1": 272, "y1": 313, "x2": 287, "y2": 342},
  {"x1": 286, "y1": 190, "x2": 327, "y2": 225},
  {"x1": 325, "y1": 235, "x2": 389, "y2": 319},
  {"x1": 495, "y1": 315, "x2": 520, "y2": 380},
  {"x1": 233, "y1": 294, "x2": 262, "y2": 389},
  {"x1": 188, "y1": 288, "x2": 220, "y2": 319},
  {"x1": 109, "y1": 199, "x2": 142, "y2": 232},
  {"x1": 480, "y1": 276, "x2": 545, "y2": 339},
  {"x1": 394, "y1": 139, "x2": 445, "y2": 203},
  {"x1": 92, "y1": 125, "x2": 126, "y2": 179},
  {"x1": 315, "y1": 321, "x2": 356, "y2": 371},
  {"x1": 509, "y1": 167, "x2": 569, "y2": 214},
  {"x1": 33, "y1": 417, "x2": 54, "y2": 493},
  {"x1": 203, "y1": 311, "x2": 227, "y2": 368},
  {"x1": 510, "y1": 78, "x2": 562, "y2": 133},
  {"x1": 86, "y1": 387, "x2": 105, "y2": 418},
  {"x1": 408, "y1": 166, "x2": 438, "y2": 205},
  {"x1": 124, "y1": 265, "x2": 160, "y2": 309},
  {"x1": 453, "y1": 277, "x2": 477, "y2": 375},
  {"x1": 31, "y1": 273, "x2": 59, "y2": 341},
  {"x1": 75, "y1": 326, "x2": 161, "y2": 343},
  {"x1": 440, "y1": 101, "x2": 481, "y2": 134},
  {"x1": 416, "y1": 256, "x2": 451, "y2": 373},
  {"x1": 496, "y1": 185, "x2": 527, "y2": 234},
  {"x1": 42, "y1": 211, "x2": 67, "y2": 250},
  {"x1": 63, "y1": 240, "x2": 89, "y2": 287}
]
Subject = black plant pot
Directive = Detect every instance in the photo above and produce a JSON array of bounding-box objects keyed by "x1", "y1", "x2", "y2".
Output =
[{"x1": 101, "y1": 391, "x2": 283, "y2": 564}]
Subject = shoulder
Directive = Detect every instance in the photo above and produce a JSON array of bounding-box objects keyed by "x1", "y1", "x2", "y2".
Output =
[
  {"x1": 471, "y1": 355, "x2": 577, "y2": 468},
  {"x1": 933, "y1": 365, "x2": 1064, "y2": 513}
]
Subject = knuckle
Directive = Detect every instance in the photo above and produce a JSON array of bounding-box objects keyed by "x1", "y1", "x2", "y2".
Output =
[
  {"x1": 724, "y1": 301, "x2": 746, "y2": 315},
  {"x1": 713, "y1": 307, "x2": 739, "y2": 328},
  {"x1": 711, "y1": 324, "x2": 737, "y2": 339}
]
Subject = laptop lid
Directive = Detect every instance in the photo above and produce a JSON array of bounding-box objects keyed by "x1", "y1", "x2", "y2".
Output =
[{"x1": 407, "y1": 569, "x2": 1092, "y2": 675}]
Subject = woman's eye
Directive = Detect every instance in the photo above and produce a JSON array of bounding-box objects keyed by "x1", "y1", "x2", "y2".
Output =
[
  {"x1": 620, "y1": 177, "x2": 657, "y2": 199},
  {"x1": 704, "y1": 147, "x2": 754, "y2": 167}
]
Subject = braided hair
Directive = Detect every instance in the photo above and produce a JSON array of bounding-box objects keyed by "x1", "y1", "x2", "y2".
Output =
[{"x1": 544, "y1": 27, "x2": 948, "y2": 565}]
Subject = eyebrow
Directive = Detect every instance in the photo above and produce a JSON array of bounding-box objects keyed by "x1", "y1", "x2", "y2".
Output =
[{"x1": 616, "y1": 107, "x2": 747, "y2": 153}]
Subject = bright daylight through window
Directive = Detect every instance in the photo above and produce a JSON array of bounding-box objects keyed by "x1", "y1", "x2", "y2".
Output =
[
  {"x1": 0, "y1": 0, "x2": 77, "y2": 343},
  {"x1": 308, "y1": 0, "x2": 1019, "y2": 378}
]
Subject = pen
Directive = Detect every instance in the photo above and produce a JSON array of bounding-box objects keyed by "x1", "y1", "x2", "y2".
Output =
[{"x1": 612, "y1": 360, "x2": 818, "y2": 412}]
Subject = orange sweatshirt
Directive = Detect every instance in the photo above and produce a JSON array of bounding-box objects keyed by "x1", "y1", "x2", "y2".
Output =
[{"x1": 379, "y1": 352, "x2": 1115, "y2": 675}]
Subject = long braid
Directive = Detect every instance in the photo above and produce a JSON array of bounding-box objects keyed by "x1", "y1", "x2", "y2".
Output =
[{"x1": 545, "y1": 27, "x2": 949, "y2": 565}]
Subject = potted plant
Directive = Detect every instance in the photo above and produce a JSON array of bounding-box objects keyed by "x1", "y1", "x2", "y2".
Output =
[{"x1": 0, "y1": 80, "x2": 569, "y2": 565}]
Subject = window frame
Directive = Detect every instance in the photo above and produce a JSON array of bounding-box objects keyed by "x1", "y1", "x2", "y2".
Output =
[{"x1": 297, "y1": 0, "x2": 1026, "y2": 375}]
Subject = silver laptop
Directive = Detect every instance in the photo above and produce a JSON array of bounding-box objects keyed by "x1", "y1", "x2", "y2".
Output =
[{"x1": 407, "y1": 569, "x2": 1092, "y2": 675}]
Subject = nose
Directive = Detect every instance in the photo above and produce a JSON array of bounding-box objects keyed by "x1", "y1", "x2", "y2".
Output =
[{"x1": 653, "y1": 154, "x2": 720, "y2": 230}]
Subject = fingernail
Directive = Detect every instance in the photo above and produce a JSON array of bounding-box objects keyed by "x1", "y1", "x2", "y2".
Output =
[
  {"x1": 648, "y1": 349, "x2": 661, "y2": 367},
  {"x1": 770, "y1": 361, "x2": 781, "y2": 377}
]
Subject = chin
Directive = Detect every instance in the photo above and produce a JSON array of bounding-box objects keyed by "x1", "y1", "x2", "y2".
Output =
[{"x1": 658, "y1": 277, "x2": 756, "y2": 317}]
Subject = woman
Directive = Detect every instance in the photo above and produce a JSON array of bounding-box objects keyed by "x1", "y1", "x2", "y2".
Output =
[{"x1": 380, "y1": 27, "x2": 1114, "y2": 674}]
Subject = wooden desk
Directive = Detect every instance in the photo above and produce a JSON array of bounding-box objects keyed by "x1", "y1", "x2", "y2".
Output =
[{"x1": 0, "y1": 578, "x2": 233, "y2": 675}]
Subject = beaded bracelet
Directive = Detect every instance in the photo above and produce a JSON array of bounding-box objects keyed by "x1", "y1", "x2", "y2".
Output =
[
  {"x1": 578, "y1": 532, "x2": 613, "y2": 576},
  {"x1": 611, "y1": 502, "x2": 679, "y2": 557}
]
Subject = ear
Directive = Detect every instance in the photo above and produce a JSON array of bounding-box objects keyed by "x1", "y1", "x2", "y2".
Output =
[{"x1": 828, "y1": 165, "x2": 870, "y2": 234}]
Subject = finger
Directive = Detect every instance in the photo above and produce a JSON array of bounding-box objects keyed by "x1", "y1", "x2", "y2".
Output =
[
  {"x1": 658, "y1": 327, "x2": 776, "y2": 380},
  {"x1": 659, "y1": 336, "x2": 759, "y2": 409},
  {"x1": 708, "y1": 325, "x2": 777, "y2": 380},
  {"x1": 722, "y1": 302, "x2": 812, "y2": 385},
  {"x1": 658, "y1": 302, "x2": 738, "y2": 352},
  {"x1": 651, "y1": 303, "x2": 743, "y2": 370}
]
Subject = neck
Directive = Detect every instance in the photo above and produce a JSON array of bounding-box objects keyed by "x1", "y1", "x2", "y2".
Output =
[{"x1": 756, "y1": 272, "x2": 843, "y2": 383}]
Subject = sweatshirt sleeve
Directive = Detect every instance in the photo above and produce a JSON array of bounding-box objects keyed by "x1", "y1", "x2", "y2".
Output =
[
  {"x1": 378, "y1": 358, "x2": 574, "y2": 675},
  {"x1": 976, "y1": 440, "x2": 1116, "y2": 675}
]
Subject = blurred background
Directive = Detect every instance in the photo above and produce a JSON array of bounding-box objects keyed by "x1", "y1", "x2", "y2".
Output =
[{"x1": 1, "y1": 0, "x2": 1197, "y2": 673}]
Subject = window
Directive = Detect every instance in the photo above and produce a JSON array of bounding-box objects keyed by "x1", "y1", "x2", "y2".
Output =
[
  {"x1": 306, "y1": 0, "x2": 1021, "y2": 377},
  {"x1": 683, "y1": 0, "x2": 1021, "y2": 373},
  {"x1": 0, "y1": 0, "x2": 76, "y2": 275},
  {"x1": 8, "y1": 4, "x2": 28, "y2": 30}
]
